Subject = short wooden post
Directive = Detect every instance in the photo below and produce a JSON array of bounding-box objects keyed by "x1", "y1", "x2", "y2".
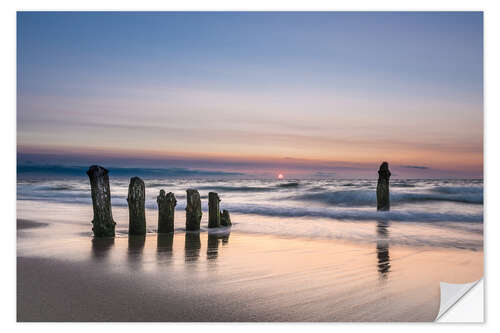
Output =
[
  {"x1": 157, "y1": 190, "x2": 176, "y2": 233},
  {"x1": 220, "y1": 209, "x2": 232, "y2": 227}
]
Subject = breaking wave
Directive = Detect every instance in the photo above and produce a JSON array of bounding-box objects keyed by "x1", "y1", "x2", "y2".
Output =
[
  {"x1": 17, "y1": 177, "x2": 483, "y2": 224},
  {"x1": 290, "y1": 187, "x2": 483, "y2": 206},
  {"x1": 219, "y1": 203, "x2": 482, "y2": 223}
]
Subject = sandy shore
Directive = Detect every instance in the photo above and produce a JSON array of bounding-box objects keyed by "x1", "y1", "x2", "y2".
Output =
[
  {"x1": 17, "y1": 219, "x2": 483, "y2": 322},
  {"x1": 17, "y1": 219, "x2": 49, "y2": 230}
]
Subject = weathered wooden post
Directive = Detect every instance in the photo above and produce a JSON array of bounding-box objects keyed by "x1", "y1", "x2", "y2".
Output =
[
  {"x1": 127, "y1": 176, "x2": 146, "y2": 235},
  {"x1": 186, "y1": 189, "x2": 202, "y2": 231},
  {"x1": 220, "y1": 209, "x2": 232, "y2": 227},
  {"x1": 86, "y1": 165, "x2": 116, "y2": 237},
  {"x1": 208, "y1": 192, "x2": 221, "y2": 228},
  {"x1": 157, "y1": 190, "x2": 176, "y2": 233},
  {"x1": 376, "y1": 162, "x2": 391, "y2": 211}
]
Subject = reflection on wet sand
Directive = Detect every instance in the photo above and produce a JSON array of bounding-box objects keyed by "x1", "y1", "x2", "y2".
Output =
[
  {"x1": 157, "y1": 233, "x2": 174, "y2": 260},
  {"x1": 376, "y1": 220, "x2": 391, "y2": 279},
  {"x1": 128, "y1": 235, "x2": 146, "y2": 265},
  {"x1": 207, "y1": 231, "x2": 231, "y2": 260},
  {"x1": 91, "y1": 237, "x2": 115, "y2": 261},
  {"x1": 185, "y1": 232, "x2": 201, "y2": 262},
  {"x1": 91, "y1": 231, "x2": 232, "y2": 266}
]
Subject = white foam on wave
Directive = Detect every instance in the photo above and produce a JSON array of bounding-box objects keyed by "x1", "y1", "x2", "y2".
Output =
[{"x1": 17, "y1": 178, "x2": 484, "y2": 224}]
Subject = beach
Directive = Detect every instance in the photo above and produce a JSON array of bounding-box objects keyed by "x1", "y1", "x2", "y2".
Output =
[
  {"x1": 15, "y1": 10, "x2": 484, "y2": 324},
  {"x1": 13, "y1": 9, "x2": 486, "y2": 324},
  {"x1": 17, "y1": 193, "x2": 483, "y2": 321}
]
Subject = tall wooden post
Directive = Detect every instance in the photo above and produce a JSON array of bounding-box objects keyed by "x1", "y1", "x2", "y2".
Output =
[
  {"x1": 186, "y1": 189, "x2": 202, "y2": 231},
  {"x1": 208, "y1": 192, "x2": 221, "y2": 228},
  {"x1": 128, "y1": 176, "x2": 146, "y2": 235},
  {"x1": 376, "y1": 162, "x2": 391, "y2": 211},
  {"x1": 86, "y1": 165, "x2": 116, "y2": 237}
]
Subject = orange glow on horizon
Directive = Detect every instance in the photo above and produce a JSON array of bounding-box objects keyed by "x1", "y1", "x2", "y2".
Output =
[{"x1": 278, "y1": 173, "x2": 284, "y2": 179}]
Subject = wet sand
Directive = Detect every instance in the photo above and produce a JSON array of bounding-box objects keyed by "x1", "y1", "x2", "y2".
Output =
[
  {"x1": 17, "y1": 219, "x2": 49, "y2": 230},
  {"x1": 17, "y1": 221, "x2": 483, "y2": 322}
]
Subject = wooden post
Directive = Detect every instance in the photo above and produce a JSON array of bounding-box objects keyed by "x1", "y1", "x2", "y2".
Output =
[
  {"x1": 186, "y1": 189, "x2": 202, "y2": 231},
  {"x1": 157, "y1": 190, "x2": 176, "y2": 233},
  {"x1": 376, "y1": 162, "x2": 391, "y2": 211},
  {"x1": 86, "y1": 165, "x2": 116, "y2": 237},
  {"x1": 208, "y1": 192, "x2": 221, "y2": 228},
  {"x1": 127, "y1": 177, "x2": 146, "y2": 235},
  {"x1": 220, "y1": 209, "x2": 232, "y2": 227}
]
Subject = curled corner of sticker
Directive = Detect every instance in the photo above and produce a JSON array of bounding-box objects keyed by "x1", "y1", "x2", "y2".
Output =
[{"x1": 436, "y1": 279, "x2": 482, "y2": 321}]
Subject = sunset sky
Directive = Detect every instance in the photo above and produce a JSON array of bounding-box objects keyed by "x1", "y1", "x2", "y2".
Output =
[{"x1": 17, "y1": 12, "x2": 483, "y2": 178}]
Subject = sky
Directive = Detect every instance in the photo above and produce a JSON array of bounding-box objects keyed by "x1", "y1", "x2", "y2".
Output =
[{"x1": 17, "y1": 12, "x2": 483, "y2": 178}]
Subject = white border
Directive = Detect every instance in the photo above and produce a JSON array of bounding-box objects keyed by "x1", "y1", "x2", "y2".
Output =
[
  {"x1": 438, "y1": 279, "x2": 484, "y2": 322},
  {"x1": 2, "y1": 0, "x2": 498, "y2": 331}
]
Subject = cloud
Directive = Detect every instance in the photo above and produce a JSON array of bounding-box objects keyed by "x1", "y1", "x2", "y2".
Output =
[
  {"x1": 313, "y1": 171, "x2": 337, "y2": 177},
  {"x1": 401, "y1": 165, "x2": 430, "y2": 170},
  {"x1": 17, "y1": 164, "x2": 244, "y2": 178}
]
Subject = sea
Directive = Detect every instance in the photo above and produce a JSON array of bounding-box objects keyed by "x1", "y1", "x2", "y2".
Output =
[{"x1": 17, "y1": 167, "x2": 483, "y2": 251}]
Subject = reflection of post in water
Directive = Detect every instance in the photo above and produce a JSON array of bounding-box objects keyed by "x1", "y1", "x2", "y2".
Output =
[
  {"x1": 157, "y1": 233, "x2": 174, "y2": 260},
  {"x1": 207, "y1": 231, "x2": 231, "y2": 260},
  {"x1": 128, "y1": 235, "x2": 146, "y2": 263},
  {"x1": 207, "y1": 233, "x2": 220, "y2": 260},
  {"x1": 157, "y1": 233, "x2": 174, "y2": 252},
  {"x1": 91, "y1": 237, "x2": 115, "y2": 260},
  {"x1": 221, "y1": 233, "x2": 230, "y2": 245},
  {"x1": 185, "y1": 232, "x2": 201, "y2": 262},
  {"x1": 376, "y1": 220, "x2": 391, "y2": 279}
]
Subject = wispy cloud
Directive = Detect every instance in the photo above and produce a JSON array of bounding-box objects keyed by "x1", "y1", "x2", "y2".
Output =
[
  {"x1": 401, "y1": 165, "x2": 430, "y2": 170},
  {"x1": 17, "y1": 164, "x2": 244, "y2": 178}
]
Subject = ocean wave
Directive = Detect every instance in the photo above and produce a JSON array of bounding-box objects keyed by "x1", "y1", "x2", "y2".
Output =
[
  {"x1": 38, "y1": 185, "x2": 75, "y2": 191},
  {"x1": 222, "y1": 203, "x2": 483, "y2": 223},
  {"x1": 391, "y1": 183, "x2": 416, "y2": 188},
  {"x1": 432, "y1": 186, "x2": 483, "y2": 194},
  {"x1": 276, "y1": 182, "x2": 300, "y2": 188},
  {"x1": 17, "y1": 178, "x2": 483, "y2": 224},
  {"x1": 197, "y1": 185, "x2": 272, "y2": 192},
  {"x1": 290, "y1": 188, "x2": 483, "y2": 206},
  {"x1": 143, "y1": 182, "x2": 175, "y2": 188},
  {"x1": 17, "y1": 193, "x2": 482, "y2": 223}
]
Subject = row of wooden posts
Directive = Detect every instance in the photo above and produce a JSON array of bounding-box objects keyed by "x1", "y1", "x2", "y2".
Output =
[
  {"x1": 87, "y1": 161, "x2": 391, "y2": 238},
  {"x1": 86, "y1": 165, "x2": 232, "y2": 238}
]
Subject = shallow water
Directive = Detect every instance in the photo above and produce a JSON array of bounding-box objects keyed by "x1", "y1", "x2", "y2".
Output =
[
  {"x1": 17, "y1": 227, "x2": 483, "y2": 321},
  {"x1": 16, "y1": 176, "x2": 484, "y2": 321},
  {"x1": 17, "y1": 177, "x2": 483, "y2": 250}
]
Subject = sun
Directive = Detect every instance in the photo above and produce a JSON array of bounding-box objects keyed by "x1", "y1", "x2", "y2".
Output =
[{"x1": 277, "y1": 173, "x2": 284, "y2": 180}]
